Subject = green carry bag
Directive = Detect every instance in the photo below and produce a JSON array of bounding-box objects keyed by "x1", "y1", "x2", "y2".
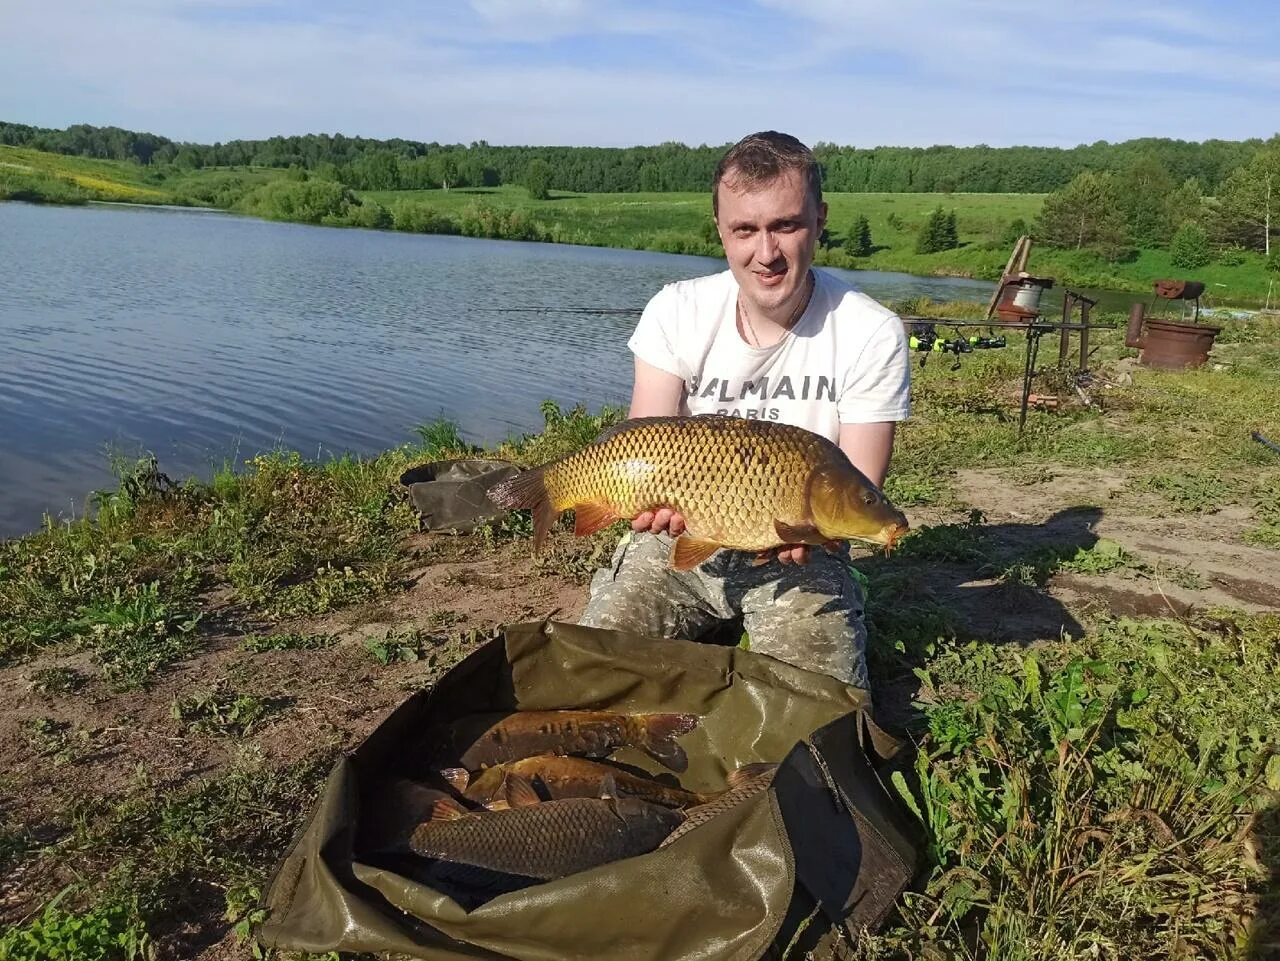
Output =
[{"x1": 256, "y1": 621, "x2": 920, "y2": 961}]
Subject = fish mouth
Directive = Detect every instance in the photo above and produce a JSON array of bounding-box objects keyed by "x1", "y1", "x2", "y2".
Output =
[{"x1": 879, "y1": 523, "x2": 909, "y2": 554}]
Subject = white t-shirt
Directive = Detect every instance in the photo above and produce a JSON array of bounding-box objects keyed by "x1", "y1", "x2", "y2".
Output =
[{"x1": 627, "y1": 268, "x2": 911, "y2": 443}]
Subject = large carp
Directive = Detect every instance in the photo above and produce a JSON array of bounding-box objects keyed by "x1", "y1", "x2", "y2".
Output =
[
  {"x1": 436, "y1": 709, "x2": 700, "y2": 772},
  {"x1": 487, "y1": 414, "x2": 908, "y2": 570},
  {"x1": 407, "y1": 794, "x2": 683, "y2": 882}
]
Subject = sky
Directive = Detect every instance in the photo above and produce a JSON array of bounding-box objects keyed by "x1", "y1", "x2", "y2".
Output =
[{"x1": 2, "y1": 0, "x2": 1278, "y2": 149}]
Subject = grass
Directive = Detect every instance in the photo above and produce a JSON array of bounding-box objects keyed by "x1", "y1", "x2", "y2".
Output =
[
  {"x1": 2, "y1": 315, "x2": 1279, "y2": 957},
  {"x1": 882, "y1": 611, "x2": 1277, "y2": 958}
]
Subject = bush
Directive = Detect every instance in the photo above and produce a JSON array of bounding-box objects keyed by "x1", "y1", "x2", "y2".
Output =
[
  {"x1": 1217, "y1": 246, "x2": 1248, "y2": 266},
  {"x1": 1169, "y1": 222, "x2": 1211, "y2": 268},
  {"x1": 524, "y1": 159, "x2": 553, "y2": 200},
  {"x1": 235, "y1": 179, "x2": 355, "y2": 224},
  {"x1": 348, "y1": 198, "x2": 391, "y2": 229},
  {"x1": 1268, "y1": 250, "x2": 1280, "y2": 273},
  {"x1": 390, "y1": 201, "x2": 457, "y2": 234},
  {"x1": 1001, "y1": 217, "x2": 1029, "y2": 246}
]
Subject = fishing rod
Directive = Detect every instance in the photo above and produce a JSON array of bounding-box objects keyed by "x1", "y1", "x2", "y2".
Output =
[
  {"x1": 1253, "y1": 431, "x2": 1280, "y2": 457},
  {"x1": 478, "y1": 306, "x2": 643, "y2": 315}
]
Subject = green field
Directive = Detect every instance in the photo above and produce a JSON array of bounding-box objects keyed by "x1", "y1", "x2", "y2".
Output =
[{"x1": 5, "y1": 144, "x2": 1278, "y2": 306}]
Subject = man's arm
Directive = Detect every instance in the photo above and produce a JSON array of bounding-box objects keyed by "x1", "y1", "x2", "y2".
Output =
[
  {"x1": 837, "y1": 421, "x2": 896, "y2": 488},
  {"x1": 629, "y1": 356, "x2": 685, "y2": 418}
]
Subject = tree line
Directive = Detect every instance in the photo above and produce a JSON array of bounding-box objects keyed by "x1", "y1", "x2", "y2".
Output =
[
  {"x1": 2, "y1": 120, "x2": 1272, "y2": 195},
  {"x1": 1032, "y1": 144, "x2": 1280, "y2": 262}
]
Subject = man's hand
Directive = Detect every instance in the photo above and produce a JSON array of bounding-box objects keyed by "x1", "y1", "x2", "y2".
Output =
[
  {"x1": 632, "y1": 508, "x2": 686, "y2": 536},
  {"x1": 756, "y1": 544, "x2": 811, "y2": 565}
]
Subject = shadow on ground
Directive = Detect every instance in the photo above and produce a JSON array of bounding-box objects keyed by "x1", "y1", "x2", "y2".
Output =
[
  {"x1": 863, "y1": 506, "x2": 1101, "y2": 735},
  {"x1": 1249, "y1": 796, "x2": 1280, "y2": 959}
]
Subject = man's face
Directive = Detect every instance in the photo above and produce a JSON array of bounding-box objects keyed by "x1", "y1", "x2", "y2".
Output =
[{"x1": 715, "y1": 169, "x2": 827, "y2": 317}]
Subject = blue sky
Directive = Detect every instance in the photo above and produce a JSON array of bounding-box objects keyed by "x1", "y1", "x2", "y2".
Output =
[{"x1": 2, "y1": 0, "x2": 1277, "y2": 148}]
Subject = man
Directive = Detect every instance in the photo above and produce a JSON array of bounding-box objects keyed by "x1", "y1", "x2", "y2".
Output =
[{"x1": 578, "y1": 131, "x2": 911, "y2": 691}]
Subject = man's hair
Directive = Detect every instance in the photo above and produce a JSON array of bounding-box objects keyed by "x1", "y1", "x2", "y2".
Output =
[{"x1": 712, "y1": 131, "x2": 822, "y2": 219}]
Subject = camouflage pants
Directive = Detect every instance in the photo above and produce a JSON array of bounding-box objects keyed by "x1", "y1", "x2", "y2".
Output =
[{"x1": 578, "y1": 531, "x2": 869, "y2": 689}]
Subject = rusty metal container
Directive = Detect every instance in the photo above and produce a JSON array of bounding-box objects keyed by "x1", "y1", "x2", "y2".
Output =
[
  {"x1": 995, "y1": 274, "x2": 1054, "y2": 321},
  {"x1": 1126, "y1": 309, "x2": 1222, "y2": 369},
  {"x1": 1126, "y1": 280, "x2": 1222, "y2": 369}
]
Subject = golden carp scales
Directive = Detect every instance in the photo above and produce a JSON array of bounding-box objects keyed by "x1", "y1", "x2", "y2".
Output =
[
  {"x1": 487, "y1": 414, "x2": 909, "y2": 570},
  {"x1": 438, "y1": 709, "x2": 699, "y2": 772},
  {"x1": 659, "y1": 765, "x2": 777, "y2": 847}
]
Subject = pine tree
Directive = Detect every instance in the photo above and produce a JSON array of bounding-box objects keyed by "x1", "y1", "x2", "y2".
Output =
[
  {"x1": 916, "y1": 207, "x2": 958, "y2": 253},
  {"x1": 942, "y1": 210, "x2": 959, "y2": 249},
  {"x1": 846, "y1": 215, "x2": 873, "y2": 256},
  {"x1": 916, "y1": 207, "x2": 946, "y2": 254}
]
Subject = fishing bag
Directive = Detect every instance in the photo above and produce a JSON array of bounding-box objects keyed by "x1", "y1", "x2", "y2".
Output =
[
  {"x1": 255, "y1": 621, "x2": 921, "y2": 961},
  {"x1": 399, "y1": 459, "x2": 523, "y2": 533}
]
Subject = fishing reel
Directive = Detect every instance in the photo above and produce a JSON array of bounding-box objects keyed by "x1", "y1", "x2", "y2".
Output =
[{"x1": 908, "y1": 323, "x2": 1007, "y2": 370}]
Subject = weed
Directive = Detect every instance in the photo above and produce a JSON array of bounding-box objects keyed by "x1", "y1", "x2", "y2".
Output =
[
  {"x1": 530, "y1": 525, "x2": 627, "y2": 583},
  {"x1": 69, "y1": 582, "x2": 202, "y2": 690},
  {"x1": 363, "y1": 629, "x2": 429, "y2": 665},
  {"x1": 893, "y1": 512, "x2": 988, "y2": 563},
  {"x1": 0, "y1": 891, "x2": 152, "y2": 961},
  {"x1": 238, "y1": 631, "x2": 338, "y2": 653},
  {"x1": 172, "y1": 681, "x2": 284, "y2": 737},
  {"x1": 412, "y1": 417, "x2": 480, "y2": 459},
  {"x1": 999, "y1": 537, "x2": 1132, "y2": 586},
  {"x1": 494, "y1": 400, "x2": 625, "y2": 466},
  {"x1": 59, "y1": 756, "x2": 332, "y2": 936},
  {"x1": 1139, "y1": 470, "x2": 1231, "y2": 513},
  {"x1": 883, "y1": 471, "x2": 943, "y2": 507},
  {"x1": 27, "y1": 665, "x2": 86, "y2": 695},
  {"x1": 23, "y1": 716, "x2": 92, "y2": 764}
]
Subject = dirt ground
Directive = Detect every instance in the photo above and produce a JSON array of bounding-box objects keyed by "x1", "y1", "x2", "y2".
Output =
[{"x1": 2, "y1": 466, "x2": 1278, "y2": 959}]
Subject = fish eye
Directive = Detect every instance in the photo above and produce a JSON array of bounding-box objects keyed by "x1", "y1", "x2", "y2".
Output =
[{"x1": 861, "y1": 491, "x2": 878, "y2": 505}]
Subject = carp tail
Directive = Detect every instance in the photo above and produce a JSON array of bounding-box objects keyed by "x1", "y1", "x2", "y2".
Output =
[{"x1": 486, "y1": 467, "x2": 557, "y2": 551}]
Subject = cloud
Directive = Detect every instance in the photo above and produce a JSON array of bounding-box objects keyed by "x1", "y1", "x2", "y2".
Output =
[{"x1": 0, "y1": 0, "x2": 1276, "y2": 147}]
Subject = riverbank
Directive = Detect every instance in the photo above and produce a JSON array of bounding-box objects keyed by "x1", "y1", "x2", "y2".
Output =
[
  {"x1": 4, "y1": 144, "x2": 1276, "y2": 308},
  {"x1": 2, "y1": 309, "x2": 1278, "y2": 958}
]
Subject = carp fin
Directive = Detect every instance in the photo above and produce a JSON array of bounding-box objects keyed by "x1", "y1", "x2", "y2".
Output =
[
  {"x1": 599, "y1": 773, "x2": 619, "y2": 801},
  {"x1": 670, "y1": 535, "x2": 721, "y2": 571},
  {"x1": 773, "y1": 519, "x2": 826, "y2": 545},
  {"x1": 486, "y1": 468, "x2": 558, "y2": 551},
  {"x1": 727, "y1": 762, "x2": 778, "y2": 789},
  {"x1": 501, "y1": 773, "x2": 542, "y2": 808},
  {"x1": 572, "y1": 502, "x2": 620, "y2": 537},
  {"x1": 428, "y1": 797, "x2": 469, "y2": 821}
]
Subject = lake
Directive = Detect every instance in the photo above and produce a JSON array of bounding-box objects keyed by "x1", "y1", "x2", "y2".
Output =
[{"x1": 0, "y1": 201, "x2": 999, "y2": 539}]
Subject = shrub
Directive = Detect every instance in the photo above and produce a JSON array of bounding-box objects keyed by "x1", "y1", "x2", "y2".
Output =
[
  {"x1": 235, "y1": 179, "x2": 355, "y2": 224},
  {"x1": 1169, "y1": 222, "x2": 1211, "y2": 268}
]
